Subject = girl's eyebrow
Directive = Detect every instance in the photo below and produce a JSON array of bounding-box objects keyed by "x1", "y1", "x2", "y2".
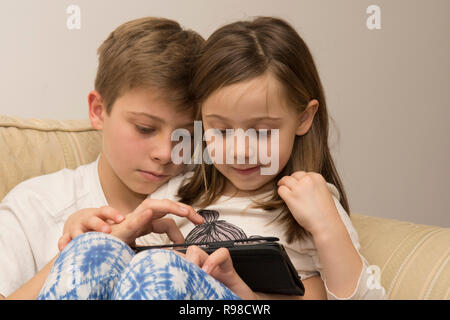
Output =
[{"x1": 205, "y1": 114, "x2": 282, "y2": 122}]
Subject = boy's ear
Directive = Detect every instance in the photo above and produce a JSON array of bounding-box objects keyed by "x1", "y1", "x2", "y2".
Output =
[
  {"x1": 88, "y1": 90, "x2": 107, "y2": 130},
  {"x1": 295, "y1": 99, "x2": 319, "y2": 136}
]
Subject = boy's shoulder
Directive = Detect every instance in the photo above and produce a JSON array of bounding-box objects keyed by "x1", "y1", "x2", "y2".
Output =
[{"x1": 2, "y1": 160, "x2": 101, "y2": 218}]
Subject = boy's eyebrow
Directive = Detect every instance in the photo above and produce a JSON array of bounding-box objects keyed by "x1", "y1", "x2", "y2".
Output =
[
  {"x1": 204, "y1": 114, "x2": 282, "y2": 122},
  {"x1": 128, "y1": 112, "x2": 194, "y2": 127}
]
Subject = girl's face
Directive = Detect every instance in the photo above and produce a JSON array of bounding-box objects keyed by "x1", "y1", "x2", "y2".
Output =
[{"x1": 202, "y1": 72, "x2": 318, "y2": 196}]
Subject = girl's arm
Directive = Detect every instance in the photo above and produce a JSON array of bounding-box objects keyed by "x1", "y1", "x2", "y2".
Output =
[
  {"x1": 310, "y1": 216, "x2": 363, "y2": 298},
  {"x1": 277, "y1": 171, "x2": 385, "y2": 299}
]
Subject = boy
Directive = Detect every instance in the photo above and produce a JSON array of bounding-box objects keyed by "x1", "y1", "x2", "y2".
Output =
[{"x1": 0, "y1": 17, "x2": 204, "y2": 299}]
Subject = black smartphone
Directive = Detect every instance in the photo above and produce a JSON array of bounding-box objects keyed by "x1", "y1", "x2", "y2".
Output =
[{"x1": 132, "y1": 237, "x2": 305, "y2": 296}]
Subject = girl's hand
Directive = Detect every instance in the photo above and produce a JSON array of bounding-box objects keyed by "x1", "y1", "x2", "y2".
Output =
[
  {"x1": 277, "y1": 171, "x2": 341, "y2": 237},
  {"x1": 109, "y1": 199, "x2": 205, "y2": 246},
  {"x1": 178, "y1": 245, "x2": 257, "y2": 300},
  {"x1": 58, "y1": 206, "x2": 125, "y2": 251}
]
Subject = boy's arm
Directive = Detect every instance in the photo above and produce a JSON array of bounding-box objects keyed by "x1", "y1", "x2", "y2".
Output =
[
  {"x1": 3, "y1": 255, "x2": 57, "y2": 300},
  {"x1": 0, "y1": 198, "x2": 42, "y2": 299}
]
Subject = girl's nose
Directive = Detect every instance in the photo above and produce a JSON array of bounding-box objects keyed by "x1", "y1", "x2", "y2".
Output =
[{"x1": 226, "y1": 130, "x2": 258, "y2": 164}]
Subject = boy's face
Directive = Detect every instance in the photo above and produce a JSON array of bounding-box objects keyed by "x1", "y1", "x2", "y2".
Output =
[{"x1": 91, "y1": 87, "x2": 194, "y2": 196}]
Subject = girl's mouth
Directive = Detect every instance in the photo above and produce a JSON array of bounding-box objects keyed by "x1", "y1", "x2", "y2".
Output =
[{"x1": 232, "y1": 166, "x2": 261, "y2": 175}]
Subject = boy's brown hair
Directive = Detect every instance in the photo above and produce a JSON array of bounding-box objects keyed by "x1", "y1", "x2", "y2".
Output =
[{"x1": 94, "y1": 17, "x2": 204, "y2": 113}]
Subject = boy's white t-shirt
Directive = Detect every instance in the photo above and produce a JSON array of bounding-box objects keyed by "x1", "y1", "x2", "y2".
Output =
[
  {"x1": 139, "y1": 172, "x2": 387, "y2": 300},
  {"x1": 0, "y1": 157, "x2": 108, "y2": 297}
]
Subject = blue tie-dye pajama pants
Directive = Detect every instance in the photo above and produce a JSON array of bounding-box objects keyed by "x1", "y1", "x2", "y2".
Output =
[{"x1": 37, "y1": 232, "x2": 241, "y2": 300}]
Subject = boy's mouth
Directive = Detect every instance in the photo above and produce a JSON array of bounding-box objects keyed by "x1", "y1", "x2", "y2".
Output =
[{"x1": 138, "y1": 169, "x2": 169, "y2": 182}]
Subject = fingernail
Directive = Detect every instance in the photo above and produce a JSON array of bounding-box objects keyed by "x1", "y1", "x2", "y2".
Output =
[
  {"x1": 202, "y1": 265, "x2": 211, "y2": 274},
  {"x1": 179, "y1": 206, "x2": 189, "y2": 214},
  {"x1": 117, "y1": 215, "x2": 124, "y2": 222}
]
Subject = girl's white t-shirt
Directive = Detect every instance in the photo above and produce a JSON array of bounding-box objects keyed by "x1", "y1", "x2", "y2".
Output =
[
  {"x1": 0, "y1": 157, "x2": 108, "y2": 297},
  {"x1": 139, "y1": 172, "x2": 387, "y2": 300}
]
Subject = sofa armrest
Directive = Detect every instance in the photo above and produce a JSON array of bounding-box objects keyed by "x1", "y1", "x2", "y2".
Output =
[{"x1": 351, "y1": 213, "x2": 449, "y2": 299}]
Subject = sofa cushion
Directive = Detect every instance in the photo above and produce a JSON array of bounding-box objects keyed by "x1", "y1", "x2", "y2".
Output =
[{"x1": 0, "y1": 115, "x2": 101, "y2": 201}]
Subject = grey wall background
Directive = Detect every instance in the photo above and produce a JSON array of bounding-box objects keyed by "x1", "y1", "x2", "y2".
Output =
[{"x1": 1, "y1": 0, "x2": 449, "y2": 227}]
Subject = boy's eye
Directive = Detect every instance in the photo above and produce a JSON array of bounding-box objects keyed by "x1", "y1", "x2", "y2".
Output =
[
  {"x1": 135, "y1": 125, "x2": 155, "y2": 135},
  {"x1": 212, "y1": 128, "x2": 228, "y2": 135}
]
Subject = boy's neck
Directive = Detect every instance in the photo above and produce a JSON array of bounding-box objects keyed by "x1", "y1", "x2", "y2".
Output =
[{"x1": 97, "y1": 153, "x2": 146, "y2": 214}]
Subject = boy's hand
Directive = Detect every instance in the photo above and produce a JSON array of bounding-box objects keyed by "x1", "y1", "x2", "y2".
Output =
[
  {"x1": 58, "y1": 206, "x2": 125, "y2": 251},
  {"x1": 176, "y1": 245, "x2": 257, "y2": 300},
  {"x1": 109, "y1": 199, "x2": 205, "y2": 246}
]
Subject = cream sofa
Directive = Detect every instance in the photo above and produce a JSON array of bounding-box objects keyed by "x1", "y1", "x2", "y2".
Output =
[{"x1": 1, "y1": 115, "x2": 448, "y2": 300}]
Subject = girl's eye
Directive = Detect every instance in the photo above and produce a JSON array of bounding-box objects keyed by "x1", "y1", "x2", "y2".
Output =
[
  {"x1": 256, "y1": 129, "x2": 272, "y2": 137},
  {"x1": 135, "y1": 125, "x2": 155, "y2": 135},
  {"x1": 212, "y1": 129, "x2": 272, "y2": 136}
]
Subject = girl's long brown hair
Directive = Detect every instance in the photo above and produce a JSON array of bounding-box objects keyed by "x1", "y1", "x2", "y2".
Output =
[{"x1": 178, "y1": 17, "x2": 350, "y2": 243}]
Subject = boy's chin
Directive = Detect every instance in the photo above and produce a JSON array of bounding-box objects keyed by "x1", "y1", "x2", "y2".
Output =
[{"x1": 132, "y1": 177, "x2": 172, "y2": 195}]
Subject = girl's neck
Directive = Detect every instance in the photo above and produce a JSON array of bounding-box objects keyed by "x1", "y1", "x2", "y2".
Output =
[{"x1": 222, "y1": 180, "x2": 274, "y2": 198}]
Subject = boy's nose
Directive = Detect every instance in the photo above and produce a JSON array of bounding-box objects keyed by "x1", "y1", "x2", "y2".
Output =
[{"x1": 149, "y1": 133, "x2": 173, "y2": 165}]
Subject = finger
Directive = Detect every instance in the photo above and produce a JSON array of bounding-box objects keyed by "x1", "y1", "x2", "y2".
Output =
[
  {"x1": 122, "y1": 208, "x2": 154, "y2": 237},
  {"x1": 277, "y1": 176, "x2": 297, "y2": 190},
  {"x1": 137, "y1": 199, "x2": 204, "y2": 225},
  {"x1": 132, "y1": 207, "x2": 153, "y2": 228},
  {"x1": 97, "y1": 206, "x2": 125, "y2": 224},
  {"x1": 85, "y1": 216, "x2": 112, "y2": 233},
  {"x1": 71, "y1": 228, "x2": 85, "y2": 240},
  {"x1": 277, "y1": 185, "x2": 293, "y2": 200},
  {"x1": 291, "y1": 171, "x2": 308, "y2": 181},
  {"x1": 175, "y1": 201, "x2": 205, "y2": 225},
  {"x1": 202, "y1": 247, "x2": 234, "y2": 274},
  {"x1": 151, "y1": 218, "x2": 185, "y2": 244},
  {"x1": 135, "y1": 199, "x2": 187, "y2": 219},
  {"x1": 58, "y1": 233, "x2": 72, "y2": 251},
  {"x1": 185, "y1": 245, "x2": 209, "y2": 267}
]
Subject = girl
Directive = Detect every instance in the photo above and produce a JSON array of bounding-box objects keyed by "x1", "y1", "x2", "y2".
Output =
[{"x1": 39, "y1": 16, "x2": 386, "y2": 300}]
